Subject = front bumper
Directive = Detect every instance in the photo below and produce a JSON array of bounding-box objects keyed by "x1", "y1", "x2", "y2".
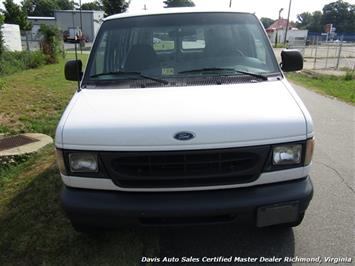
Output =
[{"x1": 61, "y1": 177, "x2": 313, "y2": 228}]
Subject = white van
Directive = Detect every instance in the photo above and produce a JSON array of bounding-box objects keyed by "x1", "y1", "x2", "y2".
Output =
[{"x1": 56, "y1": 8, "x2": 314, "y2": 232}]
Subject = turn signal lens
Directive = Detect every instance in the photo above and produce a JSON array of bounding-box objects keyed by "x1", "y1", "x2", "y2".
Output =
[
  {"x1": 55, "y1": 149, "x2": 67, "y2": 175},
  {"x1": 305, "y1": 138, "x2": 315, "y2": 166}
]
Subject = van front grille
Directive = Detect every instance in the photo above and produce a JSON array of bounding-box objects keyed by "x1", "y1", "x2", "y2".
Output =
[{"x1": 100, "y1": 146, "x2": 270, "y2": 188}]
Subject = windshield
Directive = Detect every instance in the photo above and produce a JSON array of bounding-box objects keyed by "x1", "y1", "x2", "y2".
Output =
[{"x1": 84, "y1": 12, "x2": 280, "y2": 85}]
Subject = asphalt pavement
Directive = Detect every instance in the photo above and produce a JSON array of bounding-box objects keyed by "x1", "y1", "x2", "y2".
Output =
[{"x1": 151, "y1": 84, "x2": 354, "y2": 265}]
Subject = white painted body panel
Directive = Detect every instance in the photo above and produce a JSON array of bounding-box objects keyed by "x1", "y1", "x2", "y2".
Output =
[
  {"x1": 281, "y1": 79, "x2": 314, "y2": 138},
  {"x1": 105, "y1": 8, "x2": 249, "y2": 21},
  {"x1": 56, "y1": 80, "x2": 309, "y2": 151}
]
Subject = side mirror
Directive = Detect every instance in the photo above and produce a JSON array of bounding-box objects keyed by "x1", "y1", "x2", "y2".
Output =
[
  {"x1": 280, "y1": 49, "x2": 303, "y2": 72},
  {"x1": 65, "y1": 60, "x2": 83, "y2": 81}
]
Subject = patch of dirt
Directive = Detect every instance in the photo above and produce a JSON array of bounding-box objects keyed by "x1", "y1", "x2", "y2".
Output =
[{"x1": 0, "y1": 113, "x2": 25, "y2": 132}]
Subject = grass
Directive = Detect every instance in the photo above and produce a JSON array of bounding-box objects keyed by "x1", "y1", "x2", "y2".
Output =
[
  {"x1": 0, "y1": 51, "x2": 46, "y2": 77},
  {"x1": 0, "y1": 54, "x2": 87, "y2": 136},
  {"x1": 0, "y1": 54, "x2": 159, "y2": 265},
  {"x1": 287, "y1": 71, "x2": 355, "y2": 104}
]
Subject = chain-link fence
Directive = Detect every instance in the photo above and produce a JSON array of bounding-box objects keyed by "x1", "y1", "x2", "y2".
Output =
[
  {"x1": 274, "y1": 38, "x2": 355, "y2": 72},
  {"x1": 304, "y1": 37, "x2": 355, "y2": 71},
  {"x1": 21, "y1": 31, "x2": 41, "y2": 51}
]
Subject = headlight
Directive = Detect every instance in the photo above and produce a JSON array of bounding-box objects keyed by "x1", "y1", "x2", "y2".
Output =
[
  {"x1": 272, "y1": 144, "x2": 302, "y2": 165},
  {"x1": 69, "y1": 153, "x2": 98, "y2": 173}
]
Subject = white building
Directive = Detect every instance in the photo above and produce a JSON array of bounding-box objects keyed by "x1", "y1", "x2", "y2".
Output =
[
  {"x1": 266, "y1": 19, "x2": 308, "y2": 47},
  {"x1": 28, "y1": 10, "x2": 104, "y2": 42},
  {"x1": 27, "y1": 16, "x2": 56, "y2": 40}
]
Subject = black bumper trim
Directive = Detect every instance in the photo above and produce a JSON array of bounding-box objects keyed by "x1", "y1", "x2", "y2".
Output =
[{"x1": 61, "y1": 177, "x2": 313, "y2": 227}]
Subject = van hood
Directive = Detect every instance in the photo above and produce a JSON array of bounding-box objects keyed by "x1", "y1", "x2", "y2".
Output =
[{"x1": 58, "y1": 80, "x2": 307, "y2": 151}]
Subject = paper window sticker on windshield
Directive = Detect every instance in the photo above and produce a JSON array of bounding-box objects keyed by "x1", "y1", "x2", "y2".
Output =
[{"x1": 162, "y1": 68, "x2": 175, "y2": 76}]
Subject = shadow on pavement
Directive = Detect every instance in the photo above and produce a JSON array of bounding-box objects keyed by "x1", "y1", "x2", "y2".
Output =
[{"x1": 155, "y1": 224, "x2": 295, "y2": 266}]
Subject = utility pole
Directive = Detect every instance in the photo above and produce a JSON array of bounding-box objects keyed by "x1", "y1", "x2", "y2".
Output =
[
  {"x1": 275, "y1": 8, "x2": 284, "y2": 48},
  {"x1": 229, "y1": 0, "x2": 232, "y2": 8},
  {"x1": 284, "y1": 0, "x2": 292, "y2": 46}
]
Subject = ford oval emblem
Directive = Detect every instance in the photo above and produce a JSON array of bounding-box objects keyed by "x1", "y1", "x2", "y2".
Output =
[{"x1": 174, "y1": 132, "x2": 195, "y2": 141}]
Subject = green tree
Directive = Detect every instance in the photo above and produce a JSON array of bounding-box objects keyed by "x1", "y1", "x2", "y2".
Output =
[
  {"x1": 81, "y1": 1, "x2": 103, "y2": 11},
  {"x1": 322, "y1": 0, "x2": 355, "y2": 32},
  {"x1": 260, "y1": 17, "x2": 275, "y2": 29},
  {"x1": 2, "y1": 0, "x2": 32, "y2": 30},
  {"x1": 57, "y1": 0, "x2": 75, "y2": 10},
  {"x1": 101, "y1": 0, "x2": 129, "y2": 16},
  {"x1": 296, "y1": 12, "x2": 313, "y2": 28},
  {"x1": 164, "y1": 0, "x2": 195, "y2": 8},
  {"x1": 22, "y1": 0, "x2": 57, "y2": 16},
  {"x1": 22, "y1": 0, "x2": 75, "y2": 17},
  {"x1": 310, "y1": 11, "x2": 323, "y2": 32},
  {"x1": 296, "y1": 11, "x2": 323, "y2": 32}
]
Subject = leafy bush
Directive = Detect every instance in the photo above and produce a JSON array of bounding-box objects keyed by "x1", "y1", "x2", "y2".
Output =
[
  {"x1": 0, "y1": 51, "x2": 46, "y2": 76},
  {"x1": 39, "y1": 24, "x2": 62, "y2": 64}
]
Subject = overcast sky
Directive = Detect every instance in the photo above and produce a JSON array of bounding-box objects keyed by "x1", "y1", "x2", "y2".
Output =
[{"x1": 7, "y1": 0, "x2": 355, "y2": 21}]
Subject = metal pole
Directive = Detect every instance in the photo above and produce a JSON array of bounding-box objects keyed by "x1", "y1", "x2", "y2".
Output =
[
  {"x1": 325, "y1": 42, "x2": 330, "y2": 69},
  {"x1": 313, "y1": 36, "x2": 318, "y2": 70},
  {"x1": 25, "y1": 32, "x2": 30, "y2": 51},
  {"x1": 335, "y1": 36, "x2": 343, "y2": 70},
  {"x1": 74, "y1": 42, "x2": 80, "y2": 91},
  {"x1": 79, "y1": 0, "x2": 83, "y2": 54},
  {"x1": 284, "y1": 0, "x2": 292, "y2": 45},
  {"x1": 229, "y1": 0, "x2": 232, "y2": 8},
  {"x1": 72, "y1": 9, "x2": 80, "y2": 90}
]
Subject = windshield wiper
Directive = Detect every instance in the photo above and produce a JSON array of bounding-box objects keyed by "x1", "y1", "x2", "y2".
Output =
[
  {"x1": 90, "y1": 71, "x2": 169, "y2": 85},
  {"x1": 233, "y1": 69, "x2": 269, "y2": 81},
  {"x1": 178, "y1": 68, "x2": 268, "y2": 81}
]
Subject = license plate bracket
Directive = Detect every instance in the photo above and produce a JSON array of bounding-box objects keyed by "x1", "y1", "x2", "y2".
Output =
[{"x1": 257, "y1": 201, "x2": 299, "y2": 227}]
